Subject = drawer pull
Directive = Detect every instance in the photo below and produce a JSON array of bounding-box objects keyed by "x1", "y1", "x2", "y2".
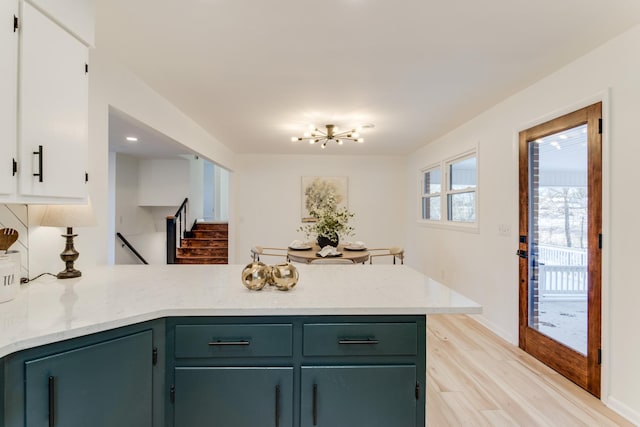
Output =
[
  {"x1": 208, "y1": 339, "x2": 250, "y2": 346},
  {"x1": 338, "y1": 338, "x2": 379, "y2": 345}
]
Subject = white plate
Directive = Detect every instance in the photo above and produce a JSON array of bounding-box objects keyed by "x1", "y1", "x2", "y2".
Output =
[
  {"x1": 344, "y1": 246, "x2": 367, "y2": 251},
  {"x1": 288, "y1": 245, "x2": 312, "y2": 251}
]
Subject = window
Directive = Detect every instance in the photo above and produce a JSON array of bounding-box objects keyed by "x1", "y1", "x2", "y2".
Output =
[
  {"x1": 420, "y1": 166, "x2": 441, "y2": 220},
  {"x1": 419, "y1": 150, "x2": 477, "y2": 227},
  {"x1": 446, "y1": 154, "x2": 476, "y2": 223}
]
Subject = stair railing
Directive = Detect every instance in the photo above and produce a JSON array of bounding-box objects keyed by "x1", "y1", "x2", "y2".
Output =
[
  {"x1": 116, "y1": 232, "x2": 149, "y2": 264},
  {"x1": 166, "y1": 197, "x2": 189, "y2": 264}
]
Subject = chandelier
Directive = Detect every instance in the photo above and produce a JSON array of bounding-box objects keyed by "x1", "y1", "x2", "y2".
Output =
[{"x1": 291, "y1": 124, "x2": 365, "y2": 149}]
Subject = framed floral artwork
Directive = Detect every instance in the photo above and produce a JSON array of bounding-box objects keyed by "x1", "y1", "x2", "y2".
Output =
[{"x1": 301, "y1": 176, "x2": 348, "y2": 222}]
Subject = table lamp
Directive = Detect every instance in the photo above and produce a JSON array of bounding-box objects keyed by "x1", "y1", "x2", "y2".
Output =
[{"x1": 40, "y1": 202, "x2": 96, "y2": 279}]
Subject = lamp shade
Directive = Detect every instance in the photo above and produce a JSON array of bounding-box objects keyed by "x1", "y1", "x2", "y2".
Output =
[{"x1": 40, "y1": 203, "x2": 97, "y2": 228}]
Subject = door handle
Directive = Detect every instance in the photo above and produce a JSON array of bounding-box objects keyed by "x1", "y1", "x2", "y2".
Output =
[
  {"x1": 275, "y1": 385, "x2": 280, "y2": 427},
  {"x1": 312, "y1": 383, "x2": 318, "y2": 426},
  {"x1": 516, "y1": 249, "x2": 528, "y2": 259},
  {"x1": 33, "y1": 145, "x2": 43, "y2": 182},
  {"x1": 48, "y1": 376, "x2": 55, "y2": 427}
]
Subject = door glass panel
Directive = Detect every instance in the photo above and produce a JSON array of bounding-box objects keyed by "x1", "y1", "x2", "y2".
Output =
[{"x1": 528, "y1": 124, "x2": 588, "y2": 355}]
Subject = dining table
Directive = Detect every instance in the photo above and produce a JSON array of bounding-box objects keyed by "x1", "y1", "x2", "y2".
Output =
[{"x1": 287, "y1": 244, "x2": 370, "y2": 264}]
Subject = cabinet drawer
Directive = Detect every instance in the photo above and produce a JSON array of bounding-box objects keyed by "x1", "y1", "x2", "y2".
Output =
[
  {"x1": 175, "y1": 324, "x2": 292, "y2": 358},
  {"x1": 303, "y1": 323, "x2": 417, "y2": 357}
]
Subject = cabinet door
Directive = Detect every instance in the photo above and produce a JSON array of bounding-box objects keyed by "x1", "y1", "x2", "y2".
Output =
[
  {"x1": 0, "y1": 0, "x2": 18, "y2": 196},
  {"x1": 174, "y1": 367, "x2": 293, "y2": 427},
  {"x1": 301, "y1": 365, "x2": 417, "y2": 427},
  {"x1": 19, "y1": 2, "x2": 88, "y2": 199},
  {"x1": 24, "y1": 330, "x2": 153, "y2": 427}
]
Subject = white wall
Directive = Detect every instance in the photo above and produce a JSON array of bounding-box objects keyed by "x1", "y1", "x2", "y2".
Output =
[
  {"x1": 113, "y1": 154, "x2": 166, "y2": 265},
  {"x1": 234, "y1": 154, "x2": 407, "y2": 264},
  {"x1": 90, "y1": 48, "x2": 236, "y2": 268},
  {"x1": 138, "y1": 158, "x2": 190, "y2": 206},
  {"x1": 406, "y1": 24, "x2": 640, "y2": 423},
  {"x1": 27, "y1": 48, "x2": 236, "y2": 275}
]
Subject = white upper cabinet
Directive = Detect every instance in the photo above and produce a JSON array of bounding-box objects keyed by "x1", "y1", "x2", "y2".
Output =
[
  {"x1": 18, "y1": 2, "x2": 88, "y2": 199},
  {"x1": 0, "y1": 0, "x2": 18, "y2": 197},
  {"x1": 24, "y1": 0, "x2": 95, "y2": 46}
]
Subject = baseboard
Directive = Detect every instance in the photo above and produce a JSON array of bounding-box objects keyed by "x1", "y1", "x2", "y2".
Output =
[
  {"x1": 606, "y1": 397, "x2": 640, "y2": 426},
  {"x1": 468, "y1": 314, "x2": 518, "y2": 346}
]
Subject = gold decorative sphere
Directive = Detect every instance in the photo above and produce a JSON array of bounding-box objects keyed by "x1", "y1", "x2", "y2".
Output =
[
  {"x1": 270, "y1": 263, "x2": 299, "y2": 291},
  {"x1": 241, "y1": 261, "x2": 271, "y2": 290}
]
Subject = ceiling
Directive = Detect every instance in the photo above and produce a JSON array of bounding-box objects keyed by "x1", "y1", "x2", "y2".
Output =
[
  {"x1": 97, "y1": 0, "x2": 640, "y2": 156},
  {"x1": 109, "y1": 107, "x2": 197, "y2": 159}
]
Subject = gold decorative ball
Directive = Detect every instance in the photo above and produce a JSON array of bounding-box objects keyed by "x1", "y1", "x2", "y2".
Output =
[
  {"x1": 270, "y1": 263, "x2": 299, "y2": 291},
  {"x1": 241, "y1": 261, "x2": 271, "y2": 290}
]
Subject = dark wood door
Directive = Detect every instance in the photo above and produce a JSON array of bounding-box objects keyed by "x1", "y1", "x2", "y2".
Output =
[{"x1": 518, "y1": 102, "x2": 602, "y2": 396}]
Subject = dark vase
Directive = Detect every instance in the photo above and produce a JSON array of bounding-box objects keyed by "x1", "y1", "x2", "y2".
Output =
[{"x1": 317, "y1": 233, "x2": 339, "y2": 248}]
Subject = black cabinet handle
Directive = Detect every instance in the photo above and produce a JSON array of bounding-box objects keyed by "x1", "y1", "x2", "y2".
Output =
[
  {"x1": 338, "y1": 338, "x2": 379, "y2": 345},
  {"x1": 33, "y1": 145, "x2": 43, "y2": 182},
  {"x1": 12, "y1": 158, "x2": 17, "y2": 176},
  {"x1": 48, "y1": 376, "x2": 55, "y2": 427},
  {"x1": 275, "y1": 385, "x2": 280, "y2": 427},
  {"x1": 207, "y1": 340, "x2": 250, "y2": 346},
  {"x1": 312, "y1": 384, "x2": 318, "y2": 426}
]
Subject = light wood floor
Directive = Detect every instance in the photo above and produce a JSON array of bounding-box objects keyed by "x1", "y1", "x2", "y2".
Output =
[{"x1": 426, "y1": 315, "x2": 633, "y2": 427}]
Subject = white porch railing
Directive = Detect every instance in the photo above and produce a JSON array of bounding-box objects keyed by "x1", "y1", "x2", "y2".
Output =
[
  {"x1": 538, "y1": 264, "x2": 587, "y2": 300},
  {"x1": 538, "y1": 244, "x2": 587, "y2": 266},
  {"x1": 537, "y1": 245, "x2": 588, "y2": 300}
]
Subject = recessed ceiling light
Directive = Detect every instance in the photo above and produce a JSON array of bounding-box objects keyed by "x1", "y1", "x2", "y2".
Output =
[{"x1": 126, "y1": 136, "x2": 139, "y2": 142}]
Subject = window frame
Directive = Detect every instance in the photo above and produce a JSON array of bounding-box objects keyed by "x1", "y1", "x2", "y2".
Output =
[
  {"x1": 419, "y1": 164, "x2": 442, "y2": 222},
  {"x1": 418, "y1": 148, "x2": 479, "y2": 232},
  {"x1": 445, "y1": 151, "x2": 477, "y2": 224}
]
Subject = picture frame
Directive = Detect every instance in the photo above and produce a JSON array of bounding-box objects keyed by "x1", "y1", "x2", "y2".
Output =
[{"x1": 301, "y1": 176, "x2": 348, "y2": 222}]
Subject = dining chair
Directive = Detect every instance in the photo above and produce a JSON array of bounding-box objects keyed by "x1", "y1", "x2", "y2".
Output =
[
  {"x1": 250, "y1": 246, "x2": 289, "y2": 262},
  {"x1": 369, "y1": 247, "x2": 404, "y2": 265}
]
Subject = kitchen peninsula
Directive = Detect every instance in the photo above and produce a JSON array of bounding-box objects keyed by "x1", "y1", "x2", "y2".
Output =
[{"x1": 0, "y1": 264, "x2": 480, "y2": 427}]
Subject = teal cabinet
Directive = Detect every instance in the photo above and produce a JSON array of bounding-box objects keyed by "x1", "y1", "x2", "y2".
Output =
[
  {"x1": 168, "y1": 316, "x2": 426, "y2": 427},
  {"x1": 24, "y1": 331, "x2": 153, "y2": 427},
  {"x1": 2, "y1": 315, "x2": 424, "y2": 427},
  {"x1": 174, "y1": 367, "x2": 293, "y2": 427},
  {"x1": 2, "y1": 321, "x2": 164, "y2": 427},
  {"x1": 300, "y1": 365, "x2": 417, "y2": 427}
]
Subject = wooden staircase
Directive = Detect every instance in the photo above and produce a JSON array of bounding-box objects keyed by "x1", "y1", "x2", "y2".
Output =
[{"x1": 176, "y1": 222, "x2": 228, "y2": 264}]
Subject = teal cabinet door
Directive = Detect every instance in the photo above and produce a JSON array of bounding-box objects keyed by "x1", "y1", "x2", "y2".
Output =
[
  {"x1": 174, "y1": 367, "x2": 293, "y2": 427},
  {"x1": 300, "y1": 365, "x2": 417, "y2": 427},
  {"x1": 24, "y1": 330, "x2": 153, "y2": 427}
]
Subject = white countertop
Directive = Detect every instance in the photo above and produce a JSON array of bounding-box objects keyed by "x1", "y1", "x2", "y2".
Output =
[{"x1": 0, "y1": 264, "x2": 481, "y2": 358}]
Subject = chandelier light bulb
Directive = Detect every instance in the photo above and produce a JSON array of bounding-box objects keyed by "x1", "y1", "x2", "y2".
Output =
[
  {"x1": 291, "y1": 137, "x2": 298, "y2": 142},
  {"x1": 352, "y1": 132, "x2": 360, "y2": 138},
  {"x1": 357, "y1": 138, "x2": 364, "y2": 143},
  {"x1": 337, "y1": 139, "x2": 343, "y2": 145},
  {"x1": 303, "y1": 132, "x2": 310, "y2": 138}
]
